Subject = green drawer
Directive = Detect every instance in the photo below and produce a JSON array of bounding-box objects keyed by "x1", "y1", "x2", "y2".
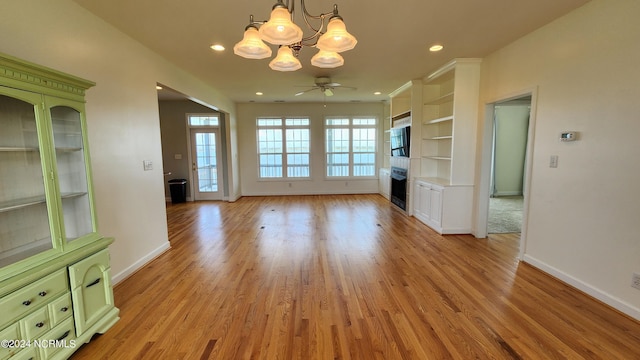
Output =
[
  {"x1": 0, "y1": 323, "x2": 20, "y2": 360},
  {"x1": 0, "y1": 268, "x2": 68, "y2": 329},
  {"x1": 19, "y1": 306, "x2": 49, "y2": 340},
  {"x1": 10, "y1": 346, "x2": 37, "y2": 360},
  {"x1": 48, "y1": 293, "x2": 73, "y2": 327},
  {"x1": 38, "y1": 316, "x2": 76, "y2": 359}
]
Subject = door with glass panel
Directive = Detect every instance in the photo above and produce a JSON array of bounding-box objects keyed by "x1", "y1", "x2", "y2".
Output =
[
  {"x1": 190, "y1": 128, "x2": 222, "y2": 200},
  {"x1": 0, "y1": 87, "x2": 54, "y2": 267},
  {"x1": 46, "y1": 98, "x2": 96, "y2": 243}
]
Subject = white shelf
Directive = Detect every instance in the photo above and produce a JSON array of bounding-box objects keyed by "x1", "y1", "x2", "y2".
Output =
[
  {"x1": 424, "y1": 136, "x2": 453, "y2": 140},
  {"x1": 56, "y1": 147, "x2": 83, "y2": 152},
  {"x1": 425, "y1": 115, "x2": 454, "y2": 124},
  {"x1": 424, "y1": 156, "x2": 452, "y2": 161},
  {"x1": 0, "y1": 146, "x2": 39, "y2": 152},
  {"x1": 424, "y1": 92, "x2": 454, "y2": 105},
  {"x1": 415, "y1": 177, "x2": 450, "y2": 186},
  {"x1": 0, "y1": 192, "x2": 87, "y2": 213},
  {"x1": 0, "y1": 196, "x2": 47, "y2": 213}
]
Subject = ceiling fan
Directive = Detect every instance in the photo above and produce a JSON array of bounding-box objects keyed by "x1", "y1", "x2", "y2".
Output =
[{"x1": 295, "y1": 76, "x2": 356, "y2": 97}]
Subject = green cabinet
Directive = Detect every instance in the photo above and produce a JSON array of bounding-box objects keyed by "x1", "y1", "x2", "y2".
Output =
[{"x1": 0, "y1": 52, "x2": 119, "y2": 359}]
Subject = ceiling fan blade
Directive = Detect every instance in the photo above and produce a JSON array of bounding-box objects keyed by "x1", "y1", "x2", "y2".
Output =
[
  {"x1": 326, "y1": 82, "x2": 341, "y2": 87},
  {"x1": 295, "y1": 87, "x2": 319, "y2": 96}
]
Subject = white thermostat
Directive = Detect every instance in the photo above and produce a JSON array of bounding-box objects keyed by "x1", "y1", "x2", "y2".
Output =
[{"x1": 560, "y1": 131, "x2": 577, "y2": 142}]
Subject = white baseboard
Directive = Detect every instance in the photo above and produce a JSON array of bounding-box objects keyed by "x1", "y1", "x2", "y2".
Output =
[
  {"x1": 111, "y1": 241, "x2": 171, "y2": 285},
  {"x1": 441, "y1": 227, "x2": 473, "y2": 235},
  {"x1": 523, "y1": 254, "x2": 640, "y2": 321},
  {"x1": 492, "y1": 191, "x2": 522, "y2": 197}
]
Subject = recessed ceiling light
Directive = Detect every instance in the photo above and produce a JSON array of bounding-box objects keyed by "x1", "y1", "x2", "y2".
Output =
[
  {"x1": 256, "y1": 92, "x2": 263, "y2": 96},
  {"x1": 429, "y1": 44, "x2": 444, "y2": 52},
  {"x1": 374, "y1": 91, "x2": 382, "y2": 95},
  {"x1": 156, "y1": 85, "x2": 163, "y2": 90},
  {"x1": 210, "y1": 44, "x2": 225, "y2": 51}
]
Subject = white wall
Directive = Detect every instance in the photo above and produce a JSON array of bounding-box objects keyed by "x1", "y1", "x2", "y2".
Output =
[
  {"x1": 0, "y1": 0, "x2": 238, "y2": 283},
  {"x1": 237, "y1": 102, "x2": 385, "y2": 196},
  {"x1": 477, "y1": 0, "x2": 640, "y2": 318}
]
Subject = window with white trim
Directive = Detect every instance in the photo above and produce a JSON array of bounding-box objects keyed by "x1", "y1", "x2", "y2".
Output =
[
  {"x1": 257, "y1": 117, "x2": 310, "y2": 178},
  {"x1": 325, "y1": 117, "x2": 377, "y2": 177},
  {"x1": 188, "y1": 115, "x2": 219, "y2": 126}
]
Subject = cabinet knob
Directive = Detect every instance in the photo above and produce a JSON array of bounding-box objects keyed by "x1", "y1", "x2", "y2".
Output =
[
  {"x1": 22, "y1": 300, "x2": 32, "y2": 306},
  {"x1": 60, "y1": 307, "x2": 69, "y2": 312},
  {"x1": 36, "y1": 322, "x2": 44, "y2": 328},
  {"x1": 39, "y1": 291, "x2": 47, "y2": 297}
]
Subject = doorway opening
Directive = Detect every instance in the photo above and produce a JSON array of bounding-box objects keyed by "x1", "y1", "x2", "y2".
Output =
[
  {"x1": 476, "y1": 89, "x2": 536, "y2": 259},
  {"x1": 488, "y1": 98, "x2": 530, "y2": 233},
  {"x1": 157, "y1": 84, "x2": 230, "y2": 203}
]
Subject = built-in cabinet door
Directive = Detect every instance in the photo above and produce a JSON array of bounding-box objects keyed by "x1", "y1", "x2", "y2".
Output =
[
  {"x1": 413, "y1": 180, "x2": 446, "y2": 233},
  {"x1": 414, "y1": 181, "x2": 431, "y2": 221},
  {"x1": 69, "y1": 249, "x2": 114, "y2": 336},
  {"x1": 430, "y1": 187, "x2": 443, "y2": 224}
]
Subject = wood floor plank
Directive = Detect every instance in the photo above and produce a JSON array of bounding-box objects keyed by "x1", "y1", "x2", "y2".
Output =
[{"x1": 70, "y1": 195, "x2": 640, "y2": 359}]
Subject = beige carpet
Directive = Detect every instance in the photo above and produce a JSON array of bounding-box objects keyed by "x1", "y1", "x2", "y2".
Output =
[{"x1": 488, "y1": 196, "x2": 523, "y2": 233}]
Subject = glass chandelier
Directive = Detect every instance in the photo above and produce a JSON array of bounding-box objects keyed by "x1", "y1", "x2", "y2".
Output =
[{"x1": 233, "y1": 0, "x2": 357, "y2": 71}]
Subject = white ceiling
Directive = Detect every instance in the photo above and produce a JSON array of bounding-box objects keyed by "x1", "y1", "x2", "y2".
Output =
[{"x1": 72, "y1": 0, "x2": 590, "y2": 104}]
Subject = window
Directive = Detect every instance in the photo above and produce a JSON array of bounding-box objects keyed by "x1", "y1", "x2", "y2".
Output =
[
  {"x1": 326, "y1": 117, "x2": 377, "y2": 177},
  {"x1": 257, "y1": 117, "x2": 310, "y2": 178},
  {"x1": 189, "y1": 115, "x2": 219, "y2": 126}
]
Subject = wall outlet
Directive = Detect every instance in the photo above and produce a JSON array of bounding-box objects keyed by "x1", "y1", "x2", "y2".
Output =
[{"x1": 632, "y1": 273, "x2": 640, "y2": 290}]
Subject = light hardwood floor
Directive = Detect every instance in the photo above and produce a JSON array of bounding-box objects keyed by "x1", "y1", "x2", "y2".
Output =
[{"x1": 71, "y1": 195, "x2": 640, "y2": 359}]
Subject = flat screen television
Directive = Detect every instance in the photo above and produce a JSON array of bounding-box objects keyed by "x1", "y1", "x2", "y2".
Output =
[{"x1": 390, "y1": 126, "x2": 411, "y2": 157}]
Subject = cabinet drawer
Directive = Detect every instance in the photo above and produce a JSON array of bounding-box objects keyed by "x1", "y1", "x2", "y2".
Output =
[
  {"x1": 48, "y1": 293, "x2": 73, "y2": 327},
  {"x1": 10, "y1": 346, "x2": 37, "y2": 360},
  {"x1": 19, "y1": 306, "x2": 50, "y2": 340},
  {"x1": 38, "y1": 316, "x2": 76, "y2": 359},
  {"x1": 69, "y1": 249, "x2": 110, "y2": 289},
  {"x1": 0, "y1": 323, "x2": 20, "y2": 360},
  {"x1": 0, "y1": 268, "x2": 68, "y2": 329}
]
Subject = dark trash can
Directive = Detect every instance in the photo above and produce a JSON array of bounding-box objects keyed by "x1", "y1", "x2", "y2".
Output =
[{"x1": 168, "y1": 179, "x2": 187, "y2": 203}]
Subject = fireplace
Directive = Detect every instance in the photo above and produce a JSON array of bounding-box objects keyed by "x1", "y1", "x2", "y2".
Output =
[{"x1": 390, "y1": 167, "x2": 408, "y2": 210}]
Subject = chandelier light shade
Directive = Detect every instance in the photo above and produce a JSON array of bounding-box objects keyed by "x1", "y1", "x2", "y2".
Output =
[
  {"x1": 269, "y1": 46, "x2": 302, "y2": 71},
  {"x1": 233, "y1": 25, "x2": 273, "y2": 59},
  {"x1": 234, "y1": 0, "x2": 357, "y2": 71},
  {"x1": 316, "y1": 17, "x2": 357, "y2": 53},
  {"x1": 259, "y1": 6, "x2": 304, "y2": 45},
  {"x1": 310, "y1": 50, "x2": 344, "y2": 68}
]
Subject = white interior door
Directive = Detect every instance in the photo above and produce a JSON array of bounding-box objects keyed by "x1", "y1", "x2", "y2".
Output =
[{"x1": 190, "y1": 128, "x2": 222, "y2": 201}]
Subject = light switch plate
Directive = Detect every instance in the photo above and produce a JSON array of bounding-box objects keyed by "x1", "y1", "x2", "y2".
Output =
[{"x1": 143, "y1": 160, "x2": 153, "y2": 171}]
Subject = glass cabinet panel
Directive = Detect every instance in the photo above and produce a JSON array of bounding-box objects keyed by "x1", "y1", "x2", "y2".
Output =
[
  {"x1": 0, "y1": 92, "x2": 53, "y2": 267},
  {"x1": 50, "y1": 106, "x2": 93, "y2": 242}
]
